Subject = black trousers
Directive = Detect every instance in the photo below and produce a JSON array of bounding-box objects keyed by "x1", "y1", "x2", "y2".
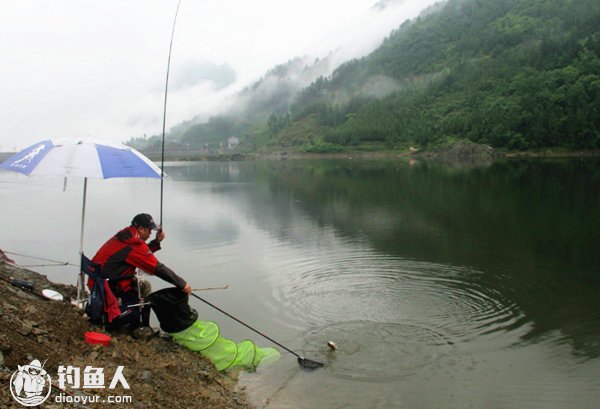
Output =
[{"x1": 105, "y1": 290, "x2": 150, "y2": 330}]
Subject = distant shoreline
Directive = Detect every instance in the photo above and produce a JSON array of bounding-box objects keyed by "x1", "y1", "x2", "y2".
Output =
[
  {"x1": 3, "y1": 148, "x2": 599, "y2": 165},
  {"x1": 504, "y1": 150, "x2": 600, "y2": 158},
  {"x1": 0, "y1": 152, "x2": 13, "y2": 161},
  {"x1": 138, "y1": 148, "x2": 600, "y2": 162}
]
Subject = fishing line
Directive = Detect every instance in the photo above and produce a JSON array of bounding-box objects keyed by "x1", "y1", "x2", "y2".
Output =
[{"x1": 160, "y1": 0, "x2": 183, "y2": 227}]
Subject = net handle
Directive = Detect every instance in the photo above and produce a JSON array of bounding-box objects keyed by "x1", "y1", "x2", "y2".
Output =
[{"x1": 190, "y1": 292, "x2": 324, "y2": 369}]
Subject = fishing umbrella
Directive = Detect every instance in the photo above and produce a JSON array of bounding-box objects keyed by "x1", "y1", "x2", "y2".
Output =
[{"x1": 0, "y1": 138, "x2": 162, "y2": 301}]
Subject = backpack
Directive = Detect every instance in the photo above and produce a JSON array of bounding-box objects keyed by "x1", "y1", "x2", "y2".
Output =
[
  {"x1": 81, "y1": 255, "x2": 126, "y2": 325},
  {"x1": 85, "y1": 276, "x2": 108, "y2": 324}
]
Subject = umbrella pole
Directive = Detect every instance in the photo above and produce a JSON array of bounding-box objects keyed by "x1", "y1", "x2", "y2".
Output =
[
  {"x1": 80, "y1": 177, "x2": 87, "y2": 255},
  {"x1": 76, "y1": 177, "x2": 88, "y2": 306}
]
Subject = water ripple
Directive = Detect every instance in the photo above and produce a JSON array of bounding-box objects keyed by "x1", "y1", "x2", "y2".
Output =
[
  {"x1": 271, "y1": 251, "x2": 526, "y2": 345},
  {"x1": 304, "y1": 320, "x2": 454, "y2": 382}
]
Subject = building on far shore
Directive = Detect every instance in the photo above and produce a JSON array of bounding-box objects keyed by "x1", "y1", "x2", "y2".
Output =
[{"x1": 227, "y1": 137, "x2": 240, "y2": 150}]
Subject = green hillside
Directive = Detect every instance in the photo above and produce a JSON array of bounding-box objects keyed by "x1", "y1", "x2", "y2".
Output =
[
  {"x1": 280, "y1": 0, "x2": 600, "y2": 152},
  {"x1": 129, "y1": 0, "x2": 600, "y2": 154}
]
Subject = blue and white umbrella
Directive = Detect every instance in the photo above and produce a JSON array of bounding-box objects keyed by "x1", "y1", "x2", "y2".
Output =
[
  {"x1": 0, "y1": 138, "x2": 162, "y2": 248},
  {"x1": 0, "y1": 139, "x2": 161, "y2": 179},
  {"x1": 0, "y1": 139, "x2": 162, "y2": 302}
]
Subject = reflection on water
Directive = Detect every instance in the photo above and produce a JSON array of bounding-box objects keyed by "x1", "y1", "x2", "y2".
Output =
[
  {"x1": 2, "y1": 159, "x2": 600, "y2": 408},
  {"x1": 165, "y1": 159, "x2": 600, "y2": 408},
  {"x1": 236, "y1": 160, "x2": 600, "y2": 354}
]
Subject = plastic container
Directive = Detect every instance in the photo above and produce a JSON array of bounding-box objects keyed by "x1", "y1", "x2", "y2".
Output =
[{"x1": 84, "y1": 331, "x2": 112, "y2": 346}]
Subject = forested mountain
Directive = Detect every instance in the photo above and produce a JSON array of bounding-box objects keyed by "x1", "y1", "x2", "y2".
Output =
[
  {"x1": 130, "y1": 0, "x2": 600, "y2": 153},
  {"x1": 281, "y1": 0, "x2": 600, "y2": 152}
]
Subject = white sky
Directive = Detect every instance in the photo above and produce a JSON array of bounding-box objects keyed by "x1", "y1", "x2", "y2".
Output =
[{"x1": 0, "y1": 0, "x2": 436, "y2": 151}]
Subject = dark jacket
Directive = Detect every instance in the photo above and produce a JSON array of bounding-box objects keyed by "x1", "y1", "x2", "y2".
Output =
[{"x1": 91, "y1": 225, "x2": 186, "y2": 295}]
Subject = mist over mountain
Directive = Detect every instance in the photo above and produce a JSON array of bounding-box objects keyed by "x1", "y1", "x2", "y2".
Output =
[
  {"x1": 126, "y1": 0, "x2": 439, "y2": 152},
  {"x1": 171, "y1": 60, "x2": 236, "y2": 92},
  {"x1": 207, "y1": 54, "x2": 336, "y2": 121},
  {"x1": 128, "y1": 0, "x2": 600, "y2": 154}
]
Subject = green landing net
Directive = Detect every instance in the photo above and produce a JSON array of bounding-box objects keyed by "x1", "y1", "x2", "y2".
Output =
[{"x1": 170, "y1": 319, "x2": 280, "y2": 371}]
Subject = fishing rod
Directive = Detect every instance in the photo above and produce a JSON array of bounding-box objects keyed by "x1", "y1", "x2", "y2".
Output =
[
  {"x1": 1, "y1": 250, "x2": 74, "y2": 267},
  {"x1": 0, "y1": 272, "x2": 64, "y2": 302},
  {"x1": 0, "y1": 274, "x2": 35, "y2": 291},
  {"x1": 190, "y1": 292, "x2": 324, "y2": 369},
  {"x1": 192, "y1": 285, "x2": 229, "y2": 291},
  {"x1": 159, "y1": 0, "x2": 183, "y2": 227},
  {"x1": 156, "y1": 4, "x2": 321, "y2": 370}
]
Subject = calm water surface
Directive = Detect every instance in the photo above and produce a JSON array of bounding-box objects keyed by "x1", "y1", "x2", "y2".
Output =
[{"x1": 1, "y1": 158, "x2": 599, "y2": 408}]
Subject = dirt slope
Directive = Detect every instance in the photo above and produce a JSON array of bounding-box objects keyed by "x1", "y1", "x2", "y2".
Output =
[{"x1": 0, "y1": 260, "x2": 253, "y2": 409}]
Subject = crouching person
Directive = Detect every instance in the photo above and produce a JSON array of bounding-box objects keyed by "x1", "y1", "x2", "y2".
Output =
[{"x1": 88, "y1": 213, "x2": 191, "y2": 330}]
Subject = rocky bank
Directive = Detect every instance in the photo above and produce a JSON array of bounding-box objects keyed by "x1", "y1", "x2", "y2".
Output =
[
  {"x1": 414, "y1": 140, "x2": 505, "y2": 167},
  {"x1": 0, "y1": 260, "x2": 254, "y2": 409}
]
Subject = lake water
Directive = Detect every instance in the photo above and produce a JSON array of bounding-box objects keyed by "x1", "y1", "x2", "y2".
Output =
[{"x1": 1, "y1": 158, "x2": 599, "y2": 408}]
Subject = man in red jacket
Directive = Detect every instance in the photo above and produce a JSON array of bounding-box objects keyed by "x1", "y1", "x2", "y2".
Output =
[{"x1": 91, "y1": 213, "x2": 191, "y2": 329}]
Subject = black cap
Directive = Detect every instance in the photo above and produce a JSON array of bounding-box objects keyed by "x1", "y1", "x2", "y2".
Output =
[{"x1": 131, "y1": 213, "x2": 158, "y2": 230}]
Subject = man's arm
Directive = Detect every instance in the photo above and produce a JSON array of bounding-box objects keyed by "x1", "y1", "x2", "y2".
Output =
[
  {"x1": 129, "y1": 236, "x2": 191, "y2": 294},
  {"x1": 148, "y1": 239, "x2": 161, "y2": 253},
  {"x1": 154, "y1": 262, "x2": 187, "y2": 289}
]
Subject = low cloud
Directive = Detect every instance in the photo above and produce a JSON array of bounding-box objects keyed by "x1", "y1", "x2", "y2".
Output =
[
  {"x1": 181, "y1": 0, "x2": 440, "y2": 125},
  {"x1": 0, "y1": 0, "x2": 440, "y2": 150},
  {"x1": 171, "y1": 60, "x2": 236, "y2": 91}
]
